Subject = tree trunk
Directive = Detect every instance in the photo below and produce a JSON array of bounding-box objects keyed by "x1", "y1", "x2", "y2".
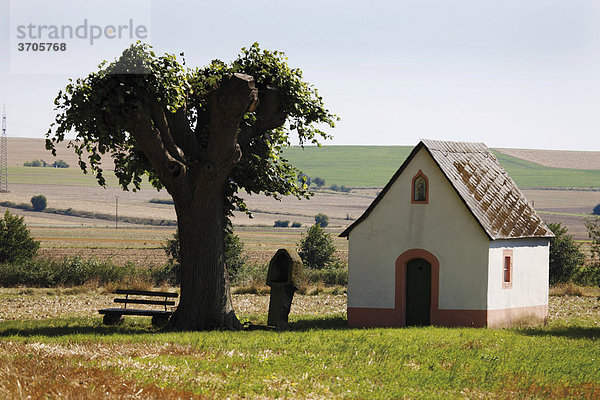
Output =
[{"x1": 167, "y1": 187, "x2": 241, "y2": 331}]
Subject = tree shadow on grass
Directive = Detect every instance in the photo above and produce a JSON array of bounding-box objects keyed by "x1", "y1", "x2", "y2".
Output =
[
  {"x1": 0, "y1": 316, "x2": 351, "y2": 338},
  {"x1": 516, "y1": 326, "x2": 600, "y2": 340},
  {"x1": 285, "y1": 316, "x2": 348, "y2": 331},
  {"x1": 0, "y1": 319, "x2": 156, "y2": 338},
  {"x1": 243, "y1": 315, "x2": 349, "y2": 332}
]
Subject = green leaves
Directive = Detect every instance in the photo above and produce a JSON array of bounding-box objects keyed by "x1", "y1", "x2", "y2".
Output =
[
  {"x1": 0, "y1": 210, "x2": 40, "y2": 263},
  {"x1": 47, "y1": 42, "x2": 337, "y2": 223}
]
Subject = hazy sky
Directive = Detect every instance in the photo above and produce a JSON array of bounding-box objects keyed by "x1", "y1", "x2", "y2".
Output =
[{"x1": 1, "y1": 0, "x2": 599, "y2": 150}]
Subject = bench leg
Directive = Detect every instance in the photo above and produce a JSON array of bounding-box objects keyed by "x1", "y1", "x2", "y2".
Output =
[
  {"x1": 103, "y1": 314, "x2": 123, "y2": 325},
  {"x1": 151, "y1": 315, "x2": 169, "y2": 327}
]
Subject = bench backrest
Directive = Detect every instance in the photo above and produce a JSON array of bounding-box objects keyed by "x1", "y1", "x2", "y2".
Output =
[
  {"x1": 115, "y1": 289, "x2": 178, "y2": 298},
  {"x1": 114, "y1": 289, "x2": 179, "y2": 311}
]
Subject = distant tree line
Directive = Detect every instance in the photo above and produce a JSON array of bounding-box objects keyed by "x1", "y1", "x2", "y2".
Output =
[{"x1": 23, "y1": 159, "x2": 69, "y2": 168}]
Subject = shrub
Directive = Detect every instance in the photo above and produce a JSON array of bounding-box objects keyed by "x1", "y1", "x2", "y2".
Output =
[
  {"x1": 23, "y1": 159, "x2": 47, "y2": 167},
  {"x1": 304, "y1": 263, "x2": 348, "y2": 286},
  {"x1": 548, "y1": 222, "x2": 585, "y2": 284},
  {"x1": 163, "y1": 229, "x2": 247, "y2": 282},
  {"x1": 298, "y1": 224, "x2": 337, "y2": 269},
  {"x1": 585, "y1": 216, "x2": 600, "y2": 266},
  {"x1": 313, "y1": 177, "x2": 325, "y2": 187},
  {"x1": 274, "y1": 220, "x2": 290, "y2": 227},
  {"x1": 298, "y1": 173, "x2": 311, "y2": 187},
  {"x1": 231, "y1": 262, "x2": 268, "y2": 288},
  {"x1": 291, "y1": 221, "x2": 302, "y2": 228},
  {"x1": 329, "y1": 184, "x2": 339, "y2": 192},
  {"x1": 149, "y1": 198, "x2": 174, "y2": 205},
  {"x1": 0, "y1": 255, "x2": 177, "y2": 287},
  {"x1": 31, "y1": 195, "x2": 47, "y2": 211},
  {"x1": 314, "y1": 213, "x2": 329, "y2": 228},
  {"x1": 0, "y1": 210, "x2": 39, "y2": 263},
  {"x1": 52, "y1": 159, "x2": 69, "y2": 168},
  {"x1": 225, "y1": 231, "x2": 247, "y2": 280},
  {"x1": 340, "y1": 185, "x2": 351, "y2": 193},
  {"x1": 594, "y1": 203, "x2": 600, "y2": 216}
]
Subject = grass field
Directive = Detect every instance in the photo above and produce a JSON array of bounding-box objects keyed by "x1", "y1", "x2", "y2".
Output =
[
  {"x1": 282, "y1": 146, "x2": 600, "y2": 189},
  {"x1": 0, "y1": 290, "x2": 598, "y2": 399}
]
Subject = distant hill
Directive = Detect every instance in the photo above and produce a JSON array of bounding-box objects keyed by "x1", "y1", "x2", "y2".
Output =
[
  {"x1": 6, "y1": 138, "x2": 600, "y2": 189},
  {"x1": 283, "y1": 146, "x2": 600, "y2": 189}
]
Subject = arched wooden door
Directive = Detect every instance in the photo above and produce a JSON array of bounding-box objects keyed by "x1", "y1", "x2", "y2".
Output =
[{"x1": 405, "y1": 258, "x2": 431, "y2": 326}]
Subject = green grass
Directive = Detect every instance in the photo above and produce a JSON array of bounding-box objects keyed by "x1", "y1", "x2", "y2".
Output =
[
  {"x1": 283, "y1": 146, "x2": 413, "y2": 187},
  {"x1": 282, "y1": 146, "x2": 600, "y2": 189},
  {"x1": 1, "y1": 312, "x2": 599, "y2": 399}
]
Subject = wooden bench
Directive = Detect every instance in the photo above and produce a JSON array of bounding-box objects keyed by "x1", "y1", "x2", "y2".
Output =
[{"x1": 99, "y1": 289, "x2": 178, "y2": 327}]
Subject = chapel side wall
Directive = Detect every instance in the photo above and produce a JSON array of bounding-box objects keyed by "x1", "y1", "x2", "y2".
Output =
[
  {"x1": 347, "y1": 148, "x2": 490, "y2": 311},
  {"x1": 487, "y1": 238, "x2": 550, "y2": 309}
]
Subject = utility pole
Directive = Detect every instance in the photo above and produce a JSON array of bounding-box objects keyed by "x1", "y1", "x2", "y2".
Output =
[
  {"x1": 0, "y1": 105, "x2": 8, "y2": 193},
  {"x1": 115, "y1": 196, "x2": 118, "y2": 229}
]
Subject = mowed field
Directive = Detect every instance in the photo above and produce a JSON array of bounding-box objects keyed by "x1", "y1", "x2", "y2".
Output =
[{"x1": 0, "y1": 138, "x2": 599, "y2": 266}]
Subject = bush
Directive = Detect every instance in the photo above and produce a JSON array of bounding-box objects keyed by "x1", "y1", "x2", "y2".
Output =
[
  {"x1": 23, "y1": 159, "x2": 47, "y2": 167},
  {"x1": 329, "y1": 184, "x2": 339, "y2": 192},
  {"x1": 594, "y1": 203, "x2": 600, "y2": 216},
  {"x1": 274, "y1": 220, "x2": 290, "y2": 227},
  {"x1": 230, "y1": 262, "x2": 267, "y2": 288},
  {"x1": 149, "y1": 198, "x2": 174, "y2": 205},
  {"x1": 313, "y1": 177, "x2": 325, "y2": 187},
  {"x1": 0, "y1": 256, "x2": 177, "y2": 287},
  {"x1": 31, "y1": 195, "x2": 47, "y2": 211},
  {"x1": 52, "y1": 159, "x2": 69, "y2": 168},
  {"x1": 298, "y1": 224, "x2": 337, "y2": 269},
  {"x1": 0, "y1": 210, "x2": 39, "y2": 263},
  {"x1": 304, "y1": 263, "x2": 348, "y2": 286},
  {"x1": 291, "y1": 221, "x2": 302, "y2": 228},
  {"x1": 298, "y1": 173, "x2": 311, "y2": 187},
  {"x1": 225, "y1": 231, "x2": 247, "y2": 280},
  {"x1": 548, "y1": 222, "x2": 585, "y2": 284},
  {"x1": 585, "y1": 216, "x2": 600, "y2": 266},
  {"x1": 163, "y1": 229, "x2": 247, "y2": 282},
  {"x1": 315, "y1": 213, "x2": 329, "y2": 228}
]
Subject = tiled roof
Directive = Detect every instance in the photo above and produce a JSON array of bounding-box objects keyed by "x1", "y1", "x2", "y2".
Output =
[{"x1": 340, "y1": 140, "x2": 553, "y2": 240}]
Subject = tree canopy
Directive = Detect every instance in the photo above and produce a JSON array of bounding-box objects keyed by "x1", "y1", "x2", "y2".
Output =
[{"x1": 47, "y1": 42, "x2": 336, "y2": 222}]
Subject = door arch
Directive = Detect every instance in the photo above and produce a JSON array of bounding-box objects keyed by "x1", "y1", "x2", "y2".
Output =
[{"x1": 395, "y1": 249, "x2": 440, "y2": 326}]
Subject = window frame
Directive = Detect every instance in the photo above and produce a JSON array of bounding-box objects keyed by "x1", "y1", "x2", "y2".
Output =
[
  {"x1": 502, "y1": 249, "x2": 513, "y2": 289},
  {"x1": 411, "y1": 170, "x2": 429, "y2": 204}
]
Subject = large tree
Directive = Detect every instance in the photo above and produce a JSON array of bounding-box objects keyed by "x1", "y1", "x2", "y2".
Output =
[{"x1": 46, "y1": 43, "x2": 336, "y2": 330}]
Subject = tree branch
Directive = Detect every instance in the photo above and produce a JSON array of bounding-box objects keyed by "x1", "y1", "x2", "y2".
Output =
[
  {"x1": 165, "y1": 106, "x2": 200, "y2": 162},
  {"x1": 149, "y1": 103, "x2": 186, "y2": 165},
  {"x1": 254, "y1": 85, "x2": 288, "y2": 132},
  {"x1": 203, "y1": 74, "x2": 258, "y2": 182},
  {"x1": 127, "y1": 109, "x2": 186, "y2": 192}
]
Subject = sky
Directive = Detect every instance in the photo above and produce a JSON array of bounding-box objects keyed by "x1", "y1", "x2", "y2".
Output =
[{"x1": 1, "y1": 0, "x2": 600, "y2": 150}]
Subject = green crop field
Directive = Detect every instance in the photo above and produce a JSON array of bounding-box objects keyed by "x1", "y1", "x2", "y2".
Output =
[{"x1": 282, "y1": 146, "x2": 600, "y2": 189}]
